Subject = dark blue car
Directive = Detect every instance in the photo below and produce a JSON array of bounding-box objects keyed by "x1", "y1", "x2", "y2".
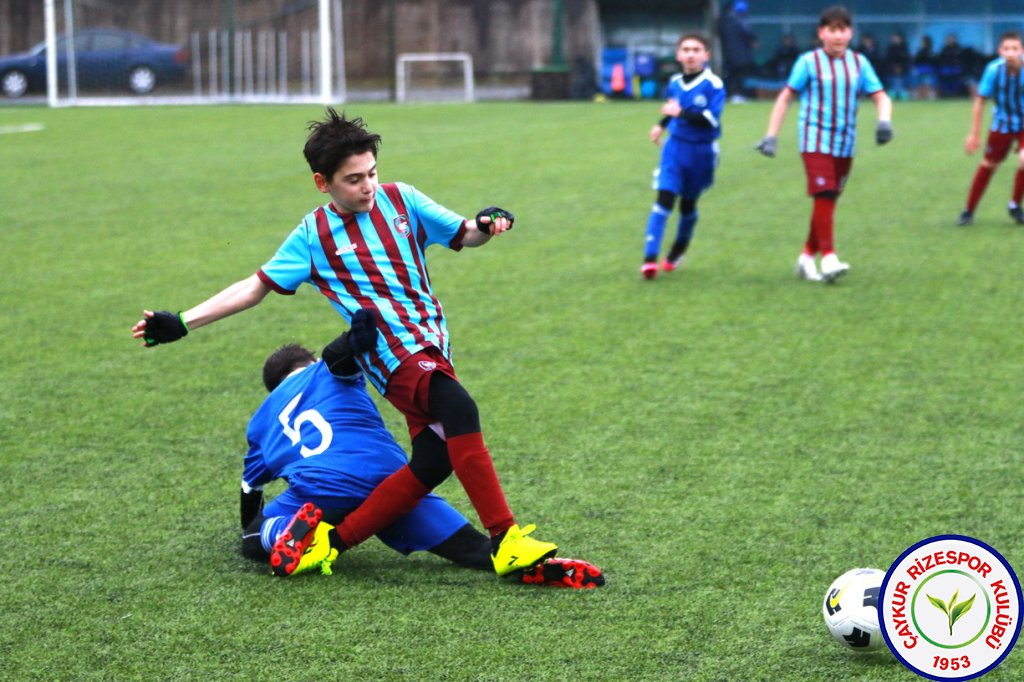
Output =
[{"x1": 0, "y1": 28, "x2": 187, "y2": 98}]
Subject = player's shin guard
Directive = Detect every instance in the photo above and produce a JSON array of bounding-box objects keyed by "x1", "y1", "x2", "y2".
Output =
[
  {"x1": 446, "y1": 432, "x2": 514, "y2": 537},
  {"x1": 644, "y1": 204, "x2": 671, "y2": 261},
  {"x1": 335, "y1": 465, "x2": 429, "y2": 549}
]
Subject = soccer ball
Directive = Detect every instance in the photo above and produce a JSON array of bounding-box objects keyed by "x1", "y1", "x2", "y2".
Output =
[{"x1": 822, "y1": 567, "x2": 885, "y2": 652}]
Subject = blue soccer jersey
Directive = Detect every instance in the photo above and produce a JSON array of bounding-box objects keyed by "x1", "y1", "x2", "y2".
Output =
[
  {"x1": 257, "y1": 183, "x2": 466, "y2": 395},
  {"x1": 242, "y1": 361, "x2": 410, "y2": 502},
  {"x1": 977, "y1": 58, "x2": 1024, "y2": 133},
  {"x1": 244, "y1": 360, "x2": 470, "y2": 554},
  {"x1": 665, "y1": 69, "x2": 725, "y2": 143},
  {"x1": 786, "y1": 48, "x2": 884, "y2": 157}
]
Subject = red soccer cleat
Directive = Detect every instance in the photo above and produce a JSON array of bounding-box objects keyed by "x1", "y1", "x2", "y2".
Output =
[
  {"x1": 269, "y1": 502, "x2": 324, "y2": 577},
  {"x1": 520, "y1": 557, "x2": 606, "y2": 589},
  {"x1": 641, "y1": 263, "x2": 658, "y2": 280}
]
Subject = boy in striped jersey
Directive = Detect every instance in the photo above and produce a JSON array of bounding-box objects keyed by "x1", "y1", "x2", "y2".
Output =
[
  {"x1": 756, "y1": 5, "x2": 893, "y2": 283},
  {"x1": 133, "y1": 109, "x2": 560, "y2": 578},
  {"x1": 958, "y1": 32, "x2": 1024, "y2": 227}
]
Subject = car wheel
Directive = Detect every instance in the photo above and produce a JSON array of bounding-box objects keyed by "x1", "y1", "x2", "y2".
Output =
[
  {"x1": 128, "y1": 66, "x2": 156, "y2": 94},
  {"x1": 2, "y1": 69, "x2": 28, "y2": 98}
]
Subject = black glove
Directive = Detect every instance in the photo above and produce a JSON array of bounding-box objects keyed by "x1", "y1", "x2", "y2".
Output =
[
  {"x1": 876, "y1": 121, "x2": 893, "y2": 145},
  {"x1": 322, "y1": 308, "x2": 378, "y2": 377},
  {"x1": 347, "y1": 308, "x2": 378, "y2": 354},
  {"x1": 474, "y1": 206, "x2": 515, "y2": 235},
  {"x1": 143, "y1": 310, "x2": 189, "y2": 347},
  {"x1": 755, "y1": 135, "x2": 778, "y2": 158}
]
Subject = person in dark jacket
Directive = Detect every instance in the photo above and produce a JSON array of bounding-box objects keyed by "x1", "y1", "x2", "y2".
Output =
[{"x1": 717, "y1": 1, "x2": 758, "y2": 102}]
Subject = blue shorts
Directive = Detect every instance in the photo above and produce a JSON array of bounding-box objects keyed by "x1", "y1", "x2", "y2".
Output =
[
  {"x1": 657, "y1": 137, "x2": 718, "y2": 199},
  {"x1": 263, "y1": 483, "x2": 470, "y2": 556}
]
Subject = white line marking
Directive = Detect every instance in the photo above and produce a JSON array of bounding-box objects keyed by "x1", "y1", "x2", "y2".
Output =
[{"x1": 0, "y1": 123, "x2": 44, "y2": 135}]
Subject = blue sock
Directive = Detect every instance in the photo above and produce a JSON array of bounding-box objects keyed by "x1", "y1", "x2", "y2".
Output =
[
  {"x1": 676, "y1": 210, "x2": 698, "y2": 245},
  {"x1": 644, "y1": 204, "x2": 671, "y2": 261},
  {"x1": 260, "y1": 515, "x2": 290, "y2": 553}
]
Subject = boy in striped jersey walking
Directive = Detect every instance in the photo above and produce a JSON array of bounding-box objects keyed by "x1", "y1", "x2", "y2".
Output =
[
  {"x1": 133, "y1": 109, "x2": 561, "y2": 578},
  {"x1": 958, "y1": 32, "x2": 1024, "y2": 227},
  {"x1": 756, "y1": 5, "x2": 893, "y2": 283}
]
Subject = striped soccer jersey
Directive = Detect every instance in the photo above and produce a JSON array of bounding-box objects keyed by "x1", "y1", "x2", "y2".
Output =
[
  {"x1": 257, "y1": 183, "x2": 467, "y2": 394},
  {"x1": 977, "y1": 58, "x2": 1024, "y2": 133},
  {"x1": 785, "y1": 48, "x2": 884, "y2": 157}
]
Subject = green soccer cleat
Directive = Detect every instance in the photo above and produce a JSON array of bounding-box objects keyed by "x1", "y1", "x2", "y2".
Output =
[
  {"x1": 490, "y1": 523, "x2": 557, "y2": 576},
  {"x1": 269, "y1": 503, "x2": 339, "y2": 577}
]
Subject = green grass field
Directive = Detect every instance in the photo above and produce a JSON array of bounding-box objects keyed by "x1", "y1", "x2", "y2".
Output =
[{"x1": 1, "y1": 99, "x2": 1021, "y2": 681}]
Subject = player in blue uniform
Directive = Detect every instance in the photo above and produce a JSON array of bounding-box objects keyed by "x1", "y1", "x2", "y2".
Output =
[
  {"x1": 242, "y1": 341, "x2": 490, "y2": 574},
  {"x1": 958, "y1": 32, "x2": 1024, "y2": 226},
  {"x1": 756, "y1": 5, "x2": 892, "y2": 283},
  {"x1": 641, "y1": 33, "x2": 725, "y2": 280},
  {"x1": 241, "y1": 327, "x2": 605, "y2": 588},
  {"x1": 133, "y1": 110, "x2": 561, "y2": 579}
]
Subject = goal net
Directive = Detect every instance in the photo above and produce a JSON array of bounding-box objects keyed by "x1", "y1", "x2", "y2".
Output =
[
  {"x1": 7, "y1": 0, "x2": 345, "y2": 106},
  {"x1": 396, "y1": 53, "x2": 475, "y2": 103}
]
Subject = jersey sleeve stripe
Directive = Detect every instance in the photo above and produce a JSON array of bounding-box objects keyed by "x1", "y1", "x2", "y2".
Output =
[{"x1": 256, "y1": 268, "x2": 296, "y2": 295}]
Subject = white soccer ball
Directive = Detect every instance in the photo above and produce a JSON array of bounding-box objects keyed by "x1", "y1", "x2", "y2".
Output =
[{"x1": 822, "y1": 567, "x2": 886, "y2": 652}]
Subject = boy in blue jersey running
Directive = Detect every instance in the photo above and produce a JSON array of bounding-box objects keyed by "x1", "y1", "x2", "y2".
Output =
[
  {"x1": 133, "y1": 109, "x2": 561, "y2": 580},
  {"x1": 241, "y1": 337, "x2": 603, "y2": 588},
  {"x1": 641, "y1": 33, "x2": 725, "y2": 280},
  {"x1": 756, "y1": 5, "x2": 893, "y2": 283},
  {"x1": 957, "y1": 32, "x2": 1024, "y2": 226}
]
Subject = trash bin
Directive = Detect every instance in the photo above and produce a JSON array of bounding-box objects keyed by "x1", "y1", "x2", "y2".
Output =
[{"x1": 531, "y1": 67, "x2": 571, "y2": 100}]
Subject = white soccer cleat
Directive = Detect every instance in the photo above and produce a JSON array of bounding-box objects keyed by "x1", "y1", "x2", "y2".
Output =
[
  {"x1": 795, "y1": 254, "x2": 823, "y2": 282},
  {"x1": 820, "y1": 253, "x2": 850, "y2": 283}
]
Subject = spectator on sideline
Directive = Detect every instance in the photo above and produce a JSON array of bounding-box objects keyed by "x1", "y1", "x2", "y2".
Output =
[
  {"x1": 913, "y1": 34, "x2": 937, "y2": 100},
  {"x1": 938, "y1": 33, "x2": 966, "y2": 97},
  {"x1": 857, "y1": 33, "x2": 880, "y2": 74},
  {"x1": 755, "y1": 5, "x2": 893, "y2": 284},
  {"x1": 717, "y1": 0, "x2": 758, "y2": 102},
  {"x1": 956, "y1": 32, "x2": 1024, "y2": 227},
  {"x1": 767, "y1": 34, "x2": 800, "y2": 80},
  {"x1": 884, "y1": 32, "x2": 912, "y2": 101},
  {"x1": 640, "y1": 33, "x2": 725, "y2": 279}
]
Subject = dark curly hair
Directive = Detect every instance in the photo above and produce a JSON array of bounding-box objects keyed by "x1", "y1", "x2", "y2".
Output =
[
  {"x1": 262, "y1": 344, "x2": 316, "y2": 392},
  {"x1": 303, "y1": 107, "x2": 382, "y2": 180}
]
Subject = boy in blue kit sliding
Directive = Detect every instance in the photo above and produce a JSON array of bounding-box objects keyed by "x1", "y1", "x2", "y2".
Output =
[
  {"x1": 240, "y1": 333, "x2": 603, "y2": 588},
  {"x1": 641, "y1": 33, "x2": 725, "y2": 280},
  {"x1": 134, "y1": 109, "x2": 561, "y2": 579},
  {"x1": 756, "y1": 5, "x2": 893, "y2": 283}
]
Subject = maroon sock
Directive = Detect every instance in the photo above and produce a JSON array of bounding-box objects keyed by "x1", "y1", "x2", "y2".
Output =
[
  {"x1": 812, "y1": 195, "x2": 837, "y2": 255},
  {"x1": 1013, "y1": 169, "x2": 1024, "y2": 205},
  {"x1": 447, "y1": 432, "x2": 515, "y2": 536},
  {"x1": 966, "y1": 166, "x2": 994, "y2": 212},
  {"x1": 335, "y1": 465, "x2": 428, "y2": 549}
]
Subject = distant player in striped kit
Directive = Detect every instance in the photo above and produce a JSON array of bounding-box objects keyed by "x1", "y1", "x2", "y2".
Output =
[
  {"x1": 957, "y1": 32, "x2": 1024, "y2": 227},
  {"x1": 133, "y1": 109, "x2": 560, "y2": 578},
  {"x1": 756, "y1": 5, "x2": 893, "y2": 283},
  {"x1": 641, "y1": 33, "x2": 725, "y2": 280}
]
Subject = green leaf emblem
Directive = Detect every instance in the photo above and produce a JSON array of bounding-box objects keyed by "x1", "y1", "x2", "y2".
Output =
[{"x1": 927, "y1": 589, "x2": 976, "y2": 636}]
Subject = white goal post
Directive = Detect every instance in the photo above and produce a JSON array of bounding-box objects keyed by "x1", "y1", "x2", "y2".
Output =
[{"x1": 395, "y1": 52, "x2": 474, "y2": 103}]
